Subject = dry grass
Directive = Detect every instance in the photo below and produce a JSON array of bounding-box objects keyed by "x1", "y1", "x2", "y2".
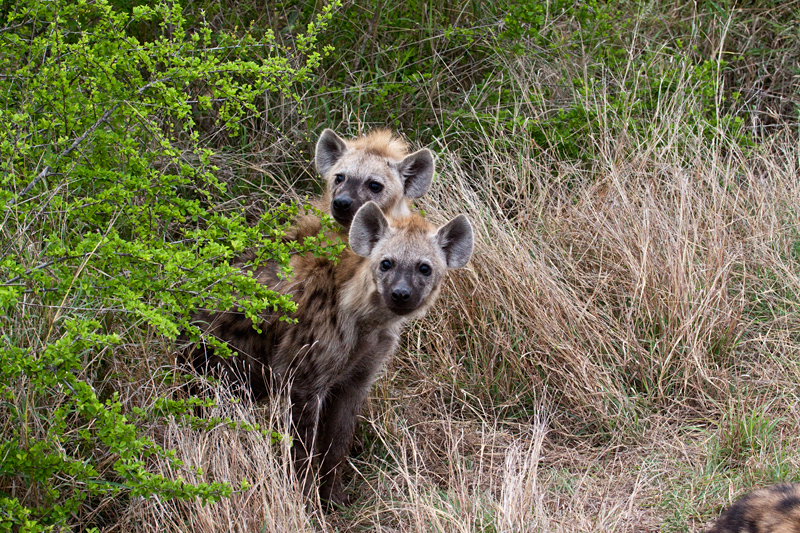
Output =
[
  {"x1": 117, "y1": 383, "x2": 319, "y2": 533},
  {"x1": 420, "y1": 139, "x2": 797, "y2": 425}
]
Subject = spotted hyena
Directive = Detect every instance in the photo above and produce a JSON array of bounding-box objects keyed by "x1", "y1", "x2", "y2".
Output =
[
  {"x1": 186, "y1": 202, "x2": 474, "y2": 504},
  {"x1": 707, "y1": 483, "x2": 800, "y2": 533}
]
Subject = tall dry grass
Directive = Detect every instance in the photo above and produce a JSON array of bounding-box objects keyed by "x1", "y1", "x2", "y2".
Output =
[
  {"x1": 410, "y1": 53, "x2": 800, "y2": 435},
  {"x1": 118, "y1": 384, "x2": 317, "y2": 533}
]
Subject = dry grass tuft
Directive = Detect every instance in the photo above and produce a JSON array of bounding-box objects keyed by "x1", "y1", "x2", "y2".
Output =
[{"x1": 119, "y1": 385, "x2": 320, "y2": 533}]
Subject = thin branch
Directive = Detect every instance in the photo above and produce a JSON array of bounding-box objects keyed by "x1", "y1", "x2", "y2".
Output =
[
  {"x1": 13, "y1": 77, "x2": 168, "y2": 205},
  {"x1": 2, "y1": 253, "x2": 91, "y2": 286},
  {"x1": 15, "y1": 102, "x2": 121, "y2": 202}
]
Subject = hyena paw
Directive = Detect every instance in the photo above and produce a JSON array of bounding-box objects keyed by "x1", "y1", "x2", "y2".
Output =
[{"x1": 320, "y1": 483, "x2": 354, "y2": 510}]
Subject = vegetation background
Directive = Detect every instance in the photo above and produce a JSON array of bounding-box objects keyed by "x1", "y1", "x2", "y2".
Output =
[{"x1": 2, "y1": 0, "x2": 799, "y2": 531}]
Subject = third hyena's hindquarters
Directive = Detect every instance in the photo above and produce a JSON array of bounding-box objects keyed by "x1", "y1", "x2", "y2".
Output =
[{"x1": 706, "y1": 483, "x2": 800, "y2": 532}]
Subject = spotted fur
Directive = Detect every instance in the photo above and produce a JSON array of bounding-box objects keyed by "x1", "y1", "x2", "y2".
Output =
[
  {"x1": 708, "y1": 484, "x2": 800, "y2": 533},
  {"x1": 184, "y1": 202, "x2": 473, "y2": 505}
]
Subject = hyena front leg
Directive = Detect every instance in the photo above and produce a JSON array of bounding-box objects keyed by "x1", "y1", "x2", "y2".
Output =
[
  {"x1": 290, "y1": 391, "x2": 324, "y2": 499},
  {"x1": 315, "y1": 380, "x2": 372, "y2": 506},
  {"x1": 316, "y1": 348, "x2": 391, "y2": 506}
]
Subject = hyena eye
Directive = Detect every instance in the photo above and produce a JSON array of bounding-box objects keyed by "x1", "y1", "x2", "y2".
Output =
[
  {"x1": 380, "y1": 259, "x2": 393, "y2": 271},
  {"x1": 334, "y1": 174, "x2": 345, "y2": 184},
  {"x1": 368, "y1": 181, "x2": 384, "y2": 193},
  {"x1": 419, "y1": 263, "x2": 432, "y2": 276}
]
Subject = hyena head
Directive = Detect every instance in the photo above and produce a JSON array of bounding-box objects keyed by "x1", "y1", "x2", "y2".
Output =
[
  {"x1": 315, "y1": 128, "x2": 434, "y2": 228},
  {"x1": 349, "y1": 202, "x2": 474, "y2": 317}
]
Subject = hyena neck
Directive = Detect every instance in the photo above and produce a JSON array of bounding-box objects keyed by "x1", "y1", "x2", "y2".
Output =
[
  {"x1": 388, "y1": 199, "x2": 412, "y2": 219},
  {"x1": 287, "y1": 208, "x2": 347, "y2": 244}
]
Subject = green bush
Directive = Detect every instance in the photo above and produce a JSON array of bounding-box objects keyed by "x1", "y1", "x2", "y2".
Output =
[{"x1": 0, "y1": 0, "x2": 340, "y2": 529}]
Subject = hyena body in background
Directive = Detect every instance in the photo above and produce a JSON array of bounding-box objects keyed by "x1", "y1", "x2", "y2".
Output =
[
  {"x1": 186, "y1": 202, "x2": 474, "y2": 504},
  {"x1": 707, "y1": 483, "x2": 800, "y2": 533},
  {"x1": 310, "y1": 128, "x2": 434, "y2": 228}
]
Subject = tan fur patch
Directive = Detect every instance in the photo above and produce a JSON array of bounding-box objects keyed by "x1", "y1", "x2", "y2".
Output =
[
  {"x1": 346, "y1": 128, "x2": 409, "y2": 159},
  {"x1": 389, "y1": 210, "x2": 436, "y2": 233}
]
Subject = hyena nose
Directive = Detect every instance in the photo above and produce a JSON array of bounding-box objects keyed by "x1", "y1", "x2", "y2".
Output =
[
  {"x1": 391, "y1": 286, "x2": 411, "y2": 302},
  {"x1": 332, "y1": 197, "x2": 352, "y2": 212}
]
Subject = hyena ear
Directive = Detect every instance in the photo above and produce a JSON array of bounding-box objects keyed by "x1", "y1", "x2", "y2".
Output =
[
  {"x1": 436, "y1": 214, "x2": 474, "y2": 269},
  {"x1": 315, "y1": 129, "x2": 348, "y2": 176},
  {"x1": 396, "y1": 148, "x2": 434, "y2": 199},
  {"x1": 349, "y1": 202, "x2": 390, "y2": 257}
]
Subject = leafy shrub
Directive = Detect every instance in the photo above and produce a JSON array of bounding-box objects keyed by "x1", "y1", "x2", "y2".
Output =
[{"x1": 0, "y1": 0, "x2": 340, "y2": 529}]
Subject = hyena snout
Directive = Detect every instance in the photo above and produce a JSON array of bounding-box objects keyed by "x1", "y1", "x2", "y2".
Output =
[
  {"x1": 384, "y1": 281, "x2": 421, "y2": 315},
  {"x1": 332, "y1": 195, "x2": 353, "y2": 213},
  {"x1": 332, "y1": 194, "x2": 359, "y2": 225},
  {"x1": 381, "y1": 267, "x2": 429, "y2": 315},
  {"x1": 390, "y1": 284, "x2": 411, "y2": 302}
]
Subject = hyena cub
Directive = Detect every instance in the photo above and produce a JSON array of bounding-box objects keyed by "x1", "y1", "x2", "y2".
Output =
[
  {"x1": 707, "y1": 483, "x2": 800, "y2": 533},
  {"x1": 312, "y1": 128, "x2": 434, "y2": 228},
  {"x1": 187, "y1": 202, "x2": 473, "y2": 504}
]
